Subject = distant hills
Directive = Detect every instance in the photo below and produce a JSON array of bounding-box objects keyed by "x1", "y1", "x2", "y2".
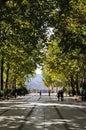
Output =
[{"x1": 25, "y1": 74, "x2": 48, "y2": 91}]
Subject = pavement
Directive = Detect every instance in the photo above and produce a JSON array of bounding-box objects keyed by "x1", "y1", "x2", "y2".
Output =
[{"x1": 0, "y1": 93, "x2": 86, "y2": 130}]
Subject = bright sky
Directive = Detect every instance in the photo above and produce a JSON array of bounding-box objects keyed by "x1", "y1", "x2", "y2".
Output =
[{"x1": 35, "y1": 68, "x2": 42, "y2": 74}]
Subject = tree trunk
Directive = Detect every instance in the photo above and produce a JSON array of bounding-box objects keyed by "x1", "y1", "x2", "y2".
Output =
[
  {"x1": 12, "y1": 77, "x2": 17, "y2": 98},
  {"x1": 70, "y1": 76, "x2": 75, "y2": 96},
  {"x1": 5, "y1": 64, "x2": 10, "y2": 99},
  {"x1": 1, "y1": 57, "x2": 4, "y2": 90},
  {"x1": 5, "y1": 64, "x2": 10, "y2": 89},
  {"x1": 75, "y1": 75, "x2": 80, "y2": 95}
]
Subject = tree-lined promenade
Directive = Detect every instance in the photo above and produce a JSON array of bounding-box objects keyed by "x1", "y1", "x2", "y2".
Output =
[
  {"x1": 0, "y1": 0, "x2": 86, "y2": 99},
  {"x1": 0, "y1": 93, "x2": 86, "y2": 130}
]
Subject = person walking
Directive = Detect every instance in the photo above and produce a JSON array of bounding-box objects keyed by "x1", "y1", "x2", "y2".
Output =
[
  {"x1": 57, "y1": 86, "x2": 64, "y2": 101},
  {"x1": 48, "y1": 89, "x2": 51, "y2": 96},
  {"x1": 57, "y1": 87, "x2": 61, "y2": 101},
  {"x1": 39, "y1": 90, "x2": 42, "y2": 96}
]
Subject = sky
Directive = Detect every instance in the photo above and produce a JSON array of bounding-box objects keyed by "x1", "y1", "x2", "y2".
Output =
[{"x1": 35, "y1": 68, "x2": 42, "y2": 74}]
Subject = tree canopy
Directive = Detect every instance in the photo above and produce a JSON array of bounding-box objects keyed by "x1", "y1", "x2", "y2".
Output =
[{"x1": 0, "y1": 0, "x2": 86, "y2": 96}]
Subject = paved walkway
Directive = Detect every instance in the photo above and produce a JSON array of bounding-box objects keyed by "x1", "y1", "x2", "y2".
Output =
[{"x1": 0, "y1": 93, "x2": 86, "y2": 130}]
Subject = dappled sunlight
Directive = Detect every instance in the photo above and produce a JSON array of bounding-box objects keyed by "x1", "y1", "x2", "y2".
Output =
[
  {"x1": 0, "y1": 115, "x2": 24, "y2": 120},
  {"x1": 0, "y1": 95, "x2": 86, "y2": 129},
  {"x1": 28, "y1": 102, "x2": 86, "y2": 109},
  {"x1": 0, "y1": 102, "x2": 35, "y2": 110},
  {"x1": 28, "y1": 116, "x2": 86, "y2": 129},
  {"x1": 12, "y1": 104, "x2": 35, "y2": 109},
  {"x1": 43, "y1": 119, "x2": 72, "y2": 126},
  {"x1": 76, "y1": 116, "x2": 85, "y2": 119},
  {"x1": 0, "y1": 115, "x2": 25, "y2": 129},
  {"x1": 0, "y1": 106, "x2": 11, "y2": 110},
  {"x1": 23, "y1": 115, "x2": 86, "y2": 130},
  {"x1": 0, "y1": 114, "x2": 85, "y2": 130}
]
